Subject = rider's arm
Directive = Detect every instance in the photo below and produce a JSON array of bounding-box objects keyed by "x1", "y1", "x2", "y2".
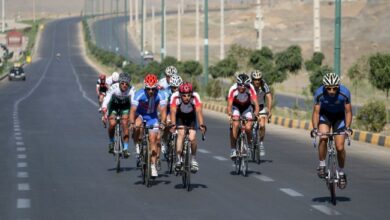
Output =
[
  {"x1": 312, "y1": 104, "x2": 320, "y2": 129},
  {"x1": 193, "y1": 93, "x2": 205, "y2": 126},
  {"x1": 266, "y1": 93, "x2": 273, "y2": 114},
  {"x1": 96, "y1": 84, "x2": 100, "y2": 96},
  {"x1": 101, "y1": 86, "x2": 114, "y2": 110},
  {"x1": 129, "y1": 106, "x2": 137, "y2": 124},
  {"x1": 249, "y1": 84, "x2": 259, "y2": 116},
  {"x1": 345, "y1": 103, "x2": 352, "y2": 128},
  {"x1": 159, "y1": 104, "x2": 167, "y2": 125}
]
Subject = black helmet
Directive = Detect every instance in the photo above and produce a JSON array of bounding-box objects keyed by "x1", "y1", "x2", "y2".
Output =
[
  {"x1": 236, "y1": 73, "x2": 251, "y2": 85},
  {"x1": 119, "y1": 73, "x2": 131, "y2": 84}
]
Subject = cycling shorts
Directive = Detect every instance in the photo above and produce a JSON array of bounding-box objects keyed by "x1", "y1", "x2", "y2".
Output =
[
  {"x1": 319, "y1": 110, "x2": 346, "y2": 132},
  {"x1": 232, "y1": 105, "x2": 254, "y2": 120},
  {"x1": 136, "y1": 113, "x2": 160, "y2": 132}
]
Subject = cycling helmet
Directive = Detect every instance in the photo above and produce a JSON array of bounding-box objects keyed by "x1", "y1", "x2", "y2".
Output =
[
  {"x1": 112, "y1": 72, "x2": 120, "y2": 82},
  {"x1": 179, "y1": 82, "x2": 193, "y2": 94},
  {"x1": 236, "y1": 73, "x2": 251, "y2": 85},
  {"x1": 119, "y1": 73, "x2": 131, "y2": 84},
  {"x1": 251, "y1": 70, "x2": 263, "y2": 80},
  {"x1": 165, "y1": 66, "x2": 178, "y2": 76},
  {"x1": 323, "y1": 72, "x2": 340, "y2": 86},
  {"x1": 144, "y1": 74, "x2": 159, "y2": 88},
  {"x1": 169, "y1": 74, "x2": 183, "y2": 87},
  {"x1": 99, "y1": 74, "x2": 106, "y2": 80}
]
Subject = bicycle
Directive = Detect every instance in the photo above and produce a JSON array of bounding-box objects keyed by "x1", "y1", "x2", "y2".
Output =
[
  {"x1": 250, "y1": 120, "x2": 260, "y2": 164},
  {"x1": 313, "y1": 131, "x2": 350, "y2": 205},
  {"x1": 135, "y1": 122, "x2": 157, "y2": 187},
  {"x1": 165, "y1": 131, "x2": 177, "y2": 174},
  {"x1": 113, "y1": 115, "x2": 125, "y2": 173},
  {"x1": 175, "y1": 126, "x2": 205, "y2": 191},
  {"x1": 231, "y1": 117, "x2": 253, "y2": 177}
]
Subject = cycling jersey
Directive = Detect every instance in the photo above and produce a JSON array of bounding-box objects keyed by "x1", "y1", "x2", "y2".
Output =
[
  {"x1": 132, "y1": 89, "x2": 167, "y2": 127},
  {"x1": 228, "y1": 83, "x2": 257, "y2": 113},
  {"x1": 158, "y1": 77, "x2": 169, "y2": 91},
  {"x1": 106, "y1": 76, "x2": 118, "y2": 87},
  {"x1": 170, "y1": 91, "x2": 202, "y2": 127},
  {"x1": 313, "y1": 84, "x2": 351, "y2": 113},
  {"x1": 96, "y1": 79, "x2": 108, "y2": 93},
  {"x1": 254, "y1": 79, "x2": 270, "y2": 106},
  {"x1": 314, "y1": 84, "x2": 351, "y2": 132},
  {"x1": 102, "y1": 83, "x2": 135, "y2": 115}
]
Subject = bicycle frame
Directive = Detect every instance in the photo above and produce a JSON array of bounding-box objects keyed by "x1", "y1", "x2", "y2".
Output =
[
  {"x1": 114, "y1": 116, "x2": 124, "y2": 173},
  {"x1": 231, "y1": 117, "x2": 252, "y2": 176},
  {"x1": 137, "y1": 122, "x2": 155, "y2": 187},
  {"x1": 251, "y1": 120, "x2": 260, "y2": 164}
]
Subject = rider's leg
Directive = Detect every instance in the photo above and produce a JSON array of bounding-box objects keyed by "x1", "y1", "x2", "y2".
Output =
[
  {"x1": 334, "y1": 135, "x2": 346, "y2": 170},
  {"x1": 259, "y1": 116, "x2": 266, "y2": 142},
  {"x1": 230, "y1": 120, "x2": 239, "y2": 157},
  {"x1": 189, "y1": 129, "x2": 199, "y2": 172},
  {"x1": 121, "y1": 113, "x2": 130, "y2": 151},
  {"x1": 176, "y1": 129, "x2": 185, "y2": 161},
  {"x1": 317, "y1": 123, "x2": 330, "y2": 178}
]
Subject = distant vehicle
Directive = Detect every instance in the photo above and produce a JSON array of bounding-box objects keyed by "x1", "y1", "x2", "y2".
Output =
[
  {"x1": 9, "y1": 63, "x2": 26, "y2": 81},
  {"x1": 142, "y1": 51, "x2": 154, "y2": 65}
]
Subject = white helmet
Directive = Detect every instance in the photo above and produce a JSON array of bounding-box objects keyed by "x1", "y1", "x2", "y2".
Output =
[
  {"x1": 323, "y1": 72, "x2": 340, "y2": 86},
  {"x1": 112, "y1": 72, "x2": 119, "y2": 82},
  {"x1": 169, "y1": 74, "x2": 183, "y2": 87},
  {"x1": 251, "y1": 70, "x2": 263, "y2": 80},
  {"x1": 165, "y1": 66, "x2": 178, "y2": 76}
]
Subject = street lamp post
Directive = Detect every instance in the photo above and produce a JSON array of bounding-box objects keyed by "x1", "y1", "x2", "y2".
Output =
[
  {"x1": 204, "y1": 0, "x2": 209, "y2": 85},
  {"x1": 334, "y1": 0, "x2": 341, "y2": 76}
]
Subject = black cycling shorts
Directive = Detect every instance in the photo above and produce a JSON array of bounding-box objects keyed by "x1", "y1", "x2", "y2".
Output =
[
  {"x1": 319, "y1": 110, "x2": 346, "y2": 132},
  {"x1": 176, "y1": 111, "x2": 196, "y2": 128}
]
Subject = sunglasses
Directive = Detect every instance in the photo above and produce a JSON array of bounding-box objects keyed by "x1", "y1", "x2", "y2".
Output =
[
  {"x1": 326, "y1": 87, "x2": 339, "y2": 91},
  {"x1": 237, "y1": 83, "x2": 248, "y2": 87},
  {"x1": 146, "y1": 88, "x2": 156, "y2": 91},
  {"x1": 181, "y1": 93, "x2": 191, "y2": 98},
  {"x1": 171, "y1": 86, "x2": 178, "y2": 90},
  {"x1": 120, "y1": 82, "x2": 129, "y2": 86}
]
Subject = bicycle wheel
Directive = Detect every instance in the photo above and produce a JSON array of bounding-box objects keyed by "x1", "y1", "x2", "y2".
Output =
[
  {"x1": 242, "y1": 134, "x2": 249, "y2": 177},
  {"x1": 145, "y1": 140, "x2": 152, "y2": 187},
  {"x1": 329, "y1": 181, "x2": 336, "y2": 205},
  {"x1": 167, "y1": 134, "x2": 176, "y2": 174},
  {"x1": 114, "y1": 124, "x2": 121, "y2": 173}
]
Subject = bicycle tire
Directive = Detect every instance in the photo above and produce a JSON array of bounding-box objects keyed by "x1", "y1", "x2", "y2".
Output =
[
  {"x1": 145, "y1": 139, "x2": 152, "y2": 187},
  {"x1": 327, "y1": 141, "x2": 337, "y2": 205},
  {"x1": 329, "y1": 181, "x2": 336, "y2": 205},
  {"x1": 181, "y1": 140, "x2": 191, "y2": 189},
  {"x1": 167, "y1": 135, "x2": 176, "y2": 174},
  {"x1": 242, "y1": 134, "x2": 249, "y2": 177},
  {"x1": 115, "y1": 124, "x2": 121, "y2": 173}
]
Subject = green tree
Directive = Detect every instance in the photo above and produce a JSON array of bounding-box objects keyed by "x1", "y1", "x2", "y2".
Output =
[
  {"x1": 356, "y1": 100, "x2": 387, "y2": 132},
  {"x1": 348, "y1": 55, "x2": 368, "y2": 103},
  {"x1": 206, "y1": 79, "x2": 222, "y2": 98},
  {"x1": 209, "y1": 56, "x2": 238, "y2": 78},
  {"x1": 227, "y1": 44, "x2": 253, "y2": 69},
  {"x1": 368, "y1": 53, "x2": 390, "y2": 99},
  {"x1": 182, "y1": 60, "x2": 203, "y2": 76},
  {"x1": 309, "y1": 65, "x2": 333, "y2": 94},
  {"x1": 141, "y1": 61, "x2": 161, "y2": 76},
  {"x1": 275, "y1": 45, "x2": 302, "y2": 74}
]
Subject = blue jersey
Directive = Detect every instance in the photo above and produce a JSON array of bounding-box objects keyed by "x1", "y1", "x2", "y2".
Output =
[
  {"x1": 313, "y1": 84, "x2": 351, "y2": 113},
  {"x1": 132, "y1": 89, "x2": 167, "y2": 117}
]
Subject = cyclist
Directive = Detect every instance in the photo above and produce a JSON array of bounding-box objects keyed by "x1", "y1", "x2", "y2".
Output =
[
  {"x1": 96, "y1": 74, "x2": 108, "y2": 113},
  {"x1": 227, "y1": 73, "x2": 259, "y2": 159},
  {"x1": 106, "y1": 71, "x2": 120, "y2": 88},
  {"x1": 169, "y1": 82, "x2": 206, "y2": 173},
  {"x1": 250, "y1": 70, "x2": 272, "y2": 156},
  {"x1": 311, "y1": 72, "x2": 352, "y2": 189},
  {"x1": 101, "y1": 73, "x2": 135, "y2": 158},
  {"x1": 158, "y1": 65, "x2": 178, "y2": 91},
  {"x1": 129, "y1": 74, "x2": 167, "y2": 177},
  {"x1": 161, "y1": 74, "x2": 183, "y2": 155}
]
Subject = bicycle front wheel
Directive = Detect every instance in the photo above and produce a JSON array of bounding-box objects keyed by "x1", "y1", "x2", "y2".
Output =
[{"x1": 242, "y1": 135, "x2": 249, "y2": 177}]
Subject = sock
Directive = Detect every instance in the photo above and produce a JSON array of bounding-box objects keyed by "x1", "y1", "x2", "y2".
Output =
[
  {"x1": 319, "y1": 160, "x2": 326, "y2": 167},
  {"x1": 338, "y1": 168, "x2": 344, "y2": 175},
  {"x1": 191, "y1": 155, "x2": 196, "y2": 161},
  {"x1": 123, "y1": 142, "x2": 129, "y2": 150}
]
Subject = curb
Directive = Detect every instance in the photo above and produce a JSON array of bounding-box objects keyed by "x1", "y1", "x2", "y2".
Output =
[
  {"x1": 203, "y1": 102, "x2": 390, "y2": 148},
  {"x1": 0, "y1": 73, "x2": 8, "y2": 81}
]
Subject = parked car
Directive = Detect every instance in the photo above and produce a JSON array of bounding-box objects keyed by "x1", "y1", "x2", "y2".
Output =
[{"x1": 9, "y1": 63, "x2": 26, "y2": 81}]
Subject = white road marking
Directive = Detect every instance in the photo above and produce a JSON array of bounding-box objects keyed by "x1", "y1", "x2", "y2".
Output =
[
  {"x1": 14, "y1": 128, "x2": 21, "y2": 132},
  {"x1": 17, "y1": 147, "x2": 26, "y2": 151},
  {"x1": 198, "y1": 149, "x2": 211, "y2": 154},
  {"x1": 15, "y1": 136, "x2": 23, "y2": 141},
  {"x1": 279, "y1": 188, "x2": 304, "y2": 197},
  {"x1": 16, "y1": 142, "x2": 24, "y2": 146},
  {"x1": 17, "y1": 162, "x2": 27, "y2": 168},
  {"x1": 14, "y1": 125, "x2": 20, "y2": 128},
  {"x1": 311, "y1": 205, "x2": 341, "y2": 215},
  {"x1": 253, "y1": 174, "x2": 275, "y2": 182},
  {"x1": 17, "y1": 154, "x2": 27, "y2": 159},
  {"x1": 17, "y1": 172, "x2": 28, "y2": 178},
  {"x1": 17, "y1": 199, "x2": 31, "y2": 209},
  {"x1": 14, "y1": 132, "x2": 22, "y2": 136},
  {"x1": 18, "y1": 183, "x2": 30, "y2": 191},
  {"x1": 213, "y1": 156, "x2": 228, "y2": 161}
]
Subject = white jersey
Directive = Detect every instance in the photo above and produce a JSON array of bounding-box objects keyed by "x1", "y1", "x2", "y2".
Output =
[
  {"x1": 158, "y1": 77, "x2": 169, "y2": 90},
  {"x1": 106, "y1": 76, "x2": 118, "y2": 87},
  {"x1": 102, "y1": 83, "x2": 136, "y2": 109}
]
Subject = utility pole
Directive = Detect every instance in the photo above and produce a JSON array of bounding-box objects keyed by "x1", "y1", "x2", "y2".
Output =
[
  {"x1": 220, "y1": 0, "x2": 224, "y2": 60},
  {"x1": 135, "y1": 0, "x2": 139, "y2": 35},
  {"x1": 313, "y1": 0, "x2": 321, "y2": 52},
  {"x1": 1, "y1": 0, "x2": 4, "y2": 33},
  {"x1": 129, "y1": 0, "x2": 133, "y2": 26},
  {"x1": 161, "y1": 0, "x2": 165, "y2": 60},
  {"x1": 125, "y1": 0, "x2": 129, "y2": 59},
  {"x1": 109, "y1": 0, "x2": 113, "y2": 51},
  {"x1": 33, "y1": 0, "x2": 36, "y2": 23},
  {"x1": 256, "y1": 0, "x2": 263, "y2": 50},
  {"x1": 334, "y1": 0, "x2": 341, "y2": 76},
  {"x1": 195, "y1": 0, "x2": 199, "y2": 61},
  {"x1": 152, "y1": 6, "x2": 155, "y2": 53},
  {"x1": 102, "y1": 0, "x2": 104, "y2": 17},
  {"x1": 177, "y1": 4, "x2": 181, "y2": 61},
  {"x1": 142, "y1": 0, "x2": 146, "y2": 54},
  {"x1": 204, "y1": 0, "x2": 209, "y2": 85},
  {"x1": 181, "y1": 0, "x2": 184, "y2": 14}
]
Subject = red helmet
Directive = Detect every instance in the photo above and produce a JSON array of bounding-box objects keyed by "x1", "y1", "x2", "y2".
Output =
[
  {"x1": 179, "y1": 82, "x2": 193, "y2": 94},
  {"x1": 144, "y1": 74, "x2": 158, "y2": 88},
  {"x1": 99, "y1": 74, "x2": 106, "y2": 80}
]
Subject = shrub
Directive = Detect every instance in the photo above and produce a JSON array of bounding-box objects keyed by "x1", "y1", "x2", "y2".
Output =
[{"x1": 356, "y1": 100, "x2": 387, "y2": 132}]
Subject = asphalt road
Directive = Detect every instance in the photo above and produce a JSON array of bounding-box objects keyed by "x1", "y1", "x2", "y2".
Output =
[{"x1": 1, "y1": 17, "x2": 390, "y2": 220}]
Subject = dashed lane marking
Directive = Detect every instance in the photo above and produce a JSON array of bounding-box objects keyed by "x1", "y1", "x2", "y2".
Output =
[
  {"x1": 17, "y1": 172, "x2": 29, "y2": 178},
  {"x1": 16, "y1": 142, "x2": 24, "y2": 146},
  {"x1": 213, "y1": 156, "x2": 228, "y2": 161},
  {"x1": 311, "y1": 205, "x2": 341, "y2": 215},
  {"x1": 17, "y1": 154, "x2": 27, "y2": 159},
  {"x1": 279, "y1": 188, "x2": 304, "y2": 197},
  {"x1": 198, "y1": 149, "x2": 211, "y2": 154},
  {"x1": 17, "y1": 199, "x2": 31, "y2": 209},
  {"x1": 253, "y1": 174, "x2": 275, "y2": 182},
  {"x1": 17, "y1": 147, "x2": 26, "y2": 151},
  {"x1": 17, "y1": 162, "x2": 28, "y2": 168},
  {"x1": 18, "y1": 183, "x2": 30, "y2": 191}
]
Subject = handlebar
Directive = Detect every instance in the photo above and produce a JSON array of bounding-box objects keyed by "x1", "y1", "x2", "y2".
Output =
[
  {"x1": 169, "y1": 125, "x2": 206, "y2": 141},
  {"x1": 312, "y1": 131, "x2": 351, "y2": 148}
]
